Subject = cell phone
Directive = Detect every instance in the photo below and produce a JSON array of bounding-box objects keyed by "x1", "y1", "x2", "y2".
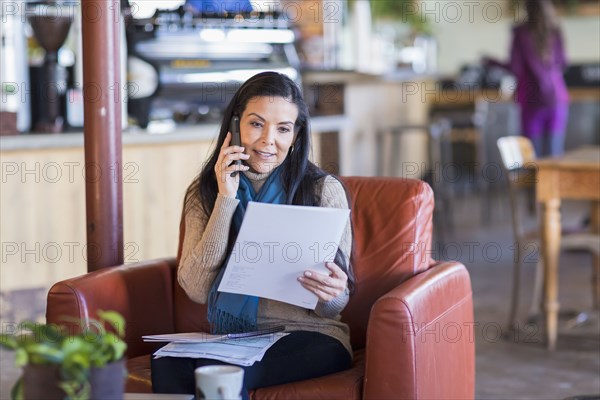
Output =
[{"x1": 230, "y1": 115, "x2": 242, "y2": 177}]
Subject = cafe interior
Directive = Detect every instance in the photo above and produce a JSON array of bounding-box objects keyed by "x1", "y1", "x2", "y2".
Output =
[{"x1": 1, "y1": 0, "x2": 599, "y2": 398}]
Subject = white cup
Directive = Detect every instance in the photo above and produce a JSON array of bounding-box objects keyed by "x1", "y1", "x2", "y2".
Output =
[{"x1": 195, "y1": 365, "x2": 244, "y2": 400}]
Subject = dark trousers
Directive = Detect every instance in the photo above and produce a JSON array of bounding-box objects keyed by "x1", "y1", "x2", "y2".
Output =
[{"x1": 151, "y1": 331, "x2": 352, "y2": 398}]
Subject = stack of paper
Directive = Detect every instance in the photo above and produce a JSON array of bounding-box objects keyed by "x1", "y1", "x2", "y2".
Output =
[
  {"x1": 143, "y1": 325, "x2": 285, "y2": 343},
  {"x1": 143, "y1": 332, "x2": 232, "y2": 343},
  {"x1": 152, "y1": 333, "x2": 288, "y2": 366}
]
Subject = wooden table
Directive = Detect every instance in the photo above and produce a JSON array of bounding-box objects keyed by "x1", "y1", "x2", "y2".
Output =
[{"x1": 536, "y1": 146, "x2": 600, "y2": 350}]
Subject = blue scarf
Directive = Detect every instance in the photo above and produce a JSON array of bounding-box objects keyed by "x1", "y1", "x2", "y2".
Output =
[{"x1": 207, "y1": 167, "x2": 287, "y2": 334}]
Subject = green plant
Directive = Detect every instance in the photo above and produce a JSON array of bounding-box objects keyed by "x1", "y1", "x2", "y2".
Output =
[
  {"x1": 0, "y1": 310, "x2": 127, "y2": 400},
  {"x1": 350, "y1": 0, "x2": 432, "y2": 35},
  {"x1": 372, "y1": 0, "x2": 431, "y2": 34}
]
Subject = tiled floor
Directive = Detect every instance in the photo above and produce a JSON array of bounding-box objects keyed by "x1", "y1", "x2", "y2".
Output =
[{"x1": 1, "y1": 189, "x2": 599, "y2": 399}]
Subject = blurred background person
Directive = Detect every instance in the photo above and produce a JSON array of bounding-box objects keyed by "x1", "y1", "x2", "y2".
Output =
[{"x1": 485, "y1": 0, "x2": 569, "y2": 157}]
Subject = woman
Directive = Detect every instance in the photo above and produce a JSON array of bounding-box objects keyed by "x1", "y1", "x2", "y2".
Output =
[
  {"x1": 486, "y1": 0, "x2": 569, "y2": 157},
  {"x1": 151, "y1": 72, "x2": 354, "y2": 396}
]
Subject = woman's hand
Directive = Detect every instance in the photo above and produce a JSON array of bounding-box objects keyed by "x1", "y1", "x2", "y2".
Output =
[
  {"x1": 298, "y1": 262, "x2": 348, "y2": 303},
  {"x1": 215, "y1": 132, "x2": 250, "y2": 198}
]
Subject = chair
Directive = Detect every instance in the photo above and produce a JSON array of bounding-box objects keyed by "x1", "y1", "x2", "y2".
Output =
[
  {"x1": 376, "y1": 119, "x2": 455, "y2": 245},
  {"x1": 46, "y1": 177, "x2": 475, "y2": 399},
  {"x1": 427, "y1": 118, "x2": 455, "y2": 244},
  {"x1": 496, "y1": 136, "x2": 600, "y2": 329}
]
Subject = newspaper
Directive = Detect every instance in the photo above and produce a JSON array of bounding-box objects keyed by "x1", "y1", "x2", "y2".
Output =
[
  {"x1": 152, "y1": 333, "x2": 288, "y2": 366},
  {"x1": 143, "y1": 325, "x2": 285, "y2": 343}
]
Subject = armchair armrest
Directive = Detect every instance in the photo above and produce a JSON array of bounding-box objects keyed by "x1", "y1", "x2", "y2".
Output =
[
  {"x1": 364, "y1": 261, "x2": 475, "y2": 400},
  {"x1": 46, "y1": 258, "x2": 177, "y2": 358}
]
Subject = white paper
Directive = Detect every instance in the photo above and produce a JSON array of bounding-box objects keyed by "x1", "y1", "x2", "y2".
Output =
[
  {"x1": 142, "y1": 326, "x2": 285, "y2": 343},
  {"x1": 218, "y1": 202, "x2": 350, "y2": 309},
  {"x1": 153, "y1": 333, "x2": 289, "y2": 366},
  {"x1": 143, "y1": 332, "x2": 229, "y2": 343}
]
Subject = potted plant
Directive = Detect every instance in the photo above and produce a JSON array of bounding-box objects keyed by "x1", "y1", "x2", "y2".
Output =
[
  {"x1": 0, "y1": 310, "x2": 127, "y2": 400},
  {"x1": 369, "y1": 0, "x2": 432, "y2": 36}
]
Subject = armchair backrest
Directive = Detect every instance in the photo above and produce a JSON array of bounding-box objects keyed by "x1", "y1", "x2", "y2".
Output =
[
  {"x1": 340, "y1": 177, "x2": 434, "y2": 349},
  {"x1": 173, "y1": 177, "x2": 435, "y2": 351}
]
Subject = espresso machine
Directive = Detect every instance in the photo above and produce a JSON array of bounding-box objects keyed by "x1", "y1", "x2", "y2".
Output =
[
  {"x1": 126, "y1": 4, "x2": 300, "y2": 128},
  {"x1": 0, "y1": 3, "x2": 31, "y2": 133}
]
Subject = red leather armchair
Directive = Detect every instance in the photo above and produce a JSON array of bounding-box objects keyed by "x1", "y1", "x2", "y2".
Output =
[{"x1": 47, "y1": 177, "x2": 475, "y2": 399}]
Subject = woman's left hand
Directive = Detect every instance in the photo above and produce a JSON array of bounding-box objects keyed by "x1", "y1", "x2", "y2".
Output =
[{"x1": 298, "y1": 262, "x2": 348, "y2": 303}]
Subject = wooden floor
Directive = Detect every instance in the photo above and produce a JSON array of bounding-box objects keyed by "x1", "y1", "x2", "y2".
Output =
[
  {"x1": 451, "y1": 188, "x2": 599, "y2": 399},
  {"x1": 1, "y1": 189, "x2": 599, "y2": 399}
]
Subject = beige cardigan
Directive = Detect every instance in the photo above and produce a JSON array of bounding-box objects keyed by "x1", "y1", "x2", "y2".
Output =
[{"x1": 178, "y1": 170, "x2": 353, "y2": 354}]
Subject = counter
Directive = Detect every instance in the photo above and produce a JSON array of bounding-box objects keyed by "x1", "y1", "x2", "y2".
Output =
[
  {"x1": 0, "y1": 115, "x2": 352, "y2": 293},
  {"x1": 0, "y1": 115, "x2": 351, "y2": 151},
  {"x1": 430, "y1": 87, "x2": 600, "y2": 106}
]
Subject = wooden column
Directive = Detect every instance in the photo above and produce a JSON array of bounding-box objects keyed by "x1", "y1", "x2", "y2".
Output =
[{"x1": 81, "y1": 0, "x2": 123, "y2": 271}]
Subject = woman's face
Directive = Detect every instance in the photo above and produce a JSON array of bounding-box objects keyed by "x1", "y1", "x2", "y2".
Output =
[{"x1": 239, "y1": 96, "x2": 299, "y2": 174}]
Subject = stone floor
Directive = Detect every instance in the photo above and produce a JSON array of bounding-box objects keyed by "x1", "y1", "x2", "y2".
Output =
[{"x1": 1, "y1": 189, "x2": 599, "y2": 399}]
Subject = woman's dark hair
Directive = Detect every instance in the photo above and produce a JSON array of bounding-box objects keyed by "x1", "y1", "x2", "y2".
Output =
[
  {"x1": 525, "y1": 0, "x2": 560, "y2": 63},
  {"x1": 184, "y1": 71, "x2": 355, "y2": 291}
]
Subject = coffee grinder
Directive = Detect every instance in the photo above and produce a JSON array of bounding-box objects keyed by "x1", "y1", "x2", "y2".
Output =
[{"x1": 28, "y1": 1, "x2": 73, "y2": 133}]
